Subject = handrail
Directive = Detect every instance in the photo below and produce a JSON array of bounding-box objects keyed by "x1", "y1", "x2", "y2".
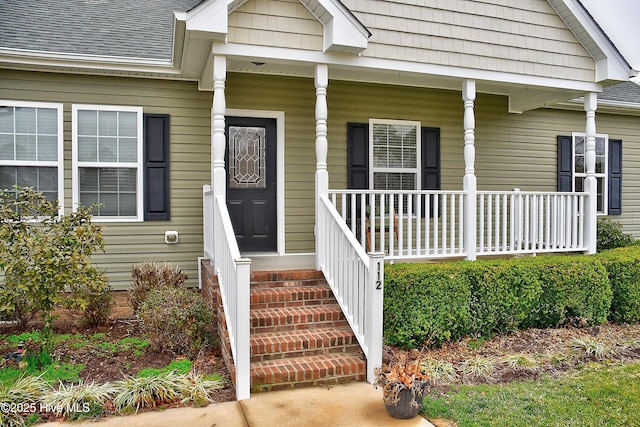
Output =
[
  {"x1": 212, "y1": 193, "x2": 251, "y2": 400},
  {"x1": 317, "y1": 195, "x2": 384, "y2": 383}
]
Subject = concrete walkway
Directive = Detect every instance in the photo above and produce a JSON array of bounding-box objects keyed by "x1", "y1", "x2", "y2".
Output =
[{"x1": 41, "y1": 382, "x2": 434, "y2": 427}]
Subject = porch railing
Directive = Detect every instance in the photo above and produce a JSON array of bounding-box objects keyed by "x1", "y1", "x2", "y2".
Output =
[
  {"x1": 328, "y1": 190, "x2": 467, "y2": 259},
  {"x1": 203, "y1": 186, "x2": 251, "y2": 400},
  {"x1": 477, "y1": 189, "x2": 587, "y2": 255},
  {"x1": 317, "y1": 195, "x2": 384, "y2": 383},
  {"x1": 329, "y1": 189, "x2": 588, "y2": 258}
]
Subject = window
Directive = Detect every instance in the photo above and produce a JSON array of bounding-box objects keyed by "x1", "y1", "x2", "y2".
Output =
[
  {"x1": 369, "y1": 119, "x2": 421, "y2": 192},
  {"x1": 72, "y1": 105, "x2": 143, "y2": 221},
  {"x1": 0, "y1": 101, "x2": 64, "y2": 212},
  {"x1": 572, "y1": 133, "x2": 608, "y2": 214},
  {"x1": 558, "y1": 133, "x2": 622, "y2": 215}
]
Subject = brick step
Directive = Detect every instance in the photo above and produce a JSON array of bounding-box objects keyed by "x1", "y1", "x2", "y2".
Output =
[
  {"x1": 249, "y1": 269, "x2": 326, "y2": 289},
  {"x1": 250, "y1": 305, "x2": 347, "y2": 334},
  {"x1": 250, "y1": 353, "x2": 366, "y2": 392},
  {"x1": 250, "y1": 285, "x2": 335, "y2": 309},
  {"x1": 250, "y1": 327, "x2": 361, "y2": 362}
]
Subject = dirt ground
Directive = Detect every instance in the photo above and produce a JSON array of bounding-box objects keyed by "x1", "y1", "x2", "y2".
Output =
[
  {"x1": 384, "y1": 322, "x2": 640, "y2": 391},
  {"x1": 3, "y1": 318, "x2": 640, "y2": 411},
  {"x1": 0, "y1": 318, "x2": 236, "y2": 403}
]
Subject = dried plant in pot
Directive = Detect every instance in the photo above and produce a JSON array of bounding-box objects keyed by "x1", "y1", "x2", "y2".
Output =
[{"x1": 375, "y1": 350, "x2": 430, "y2": 419}]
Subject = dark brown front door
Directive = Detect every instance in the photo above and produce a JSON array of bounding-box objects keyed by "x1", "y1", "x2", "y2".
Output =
[{"x1": 225, "y1": 117, "x2": 277, "y2": 252}]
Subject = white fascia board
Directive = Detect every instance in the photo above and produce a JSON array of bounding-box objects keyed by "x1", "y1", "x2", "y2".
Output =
[
  {"x1": 551, "y1": 0, "x2": 633, "y2": 82},
  {"x1": 212, "y1": 43, "x2": 603, "y2": 93},
  {"x1": 306, "y1": 0, "x2": 369, "y2": 54},
  {"x1": 183, "y1": 0, "x2": 230, "y2": 40},
  {"x1": 554, "y1": 98, "x2": 640, "y2": 116},
  {"x1": 0, "y1": 48, "x2": 180, "y2": 75},
  {"x1": 324, "y1": 17, "x2": 368, "y2": 54}
]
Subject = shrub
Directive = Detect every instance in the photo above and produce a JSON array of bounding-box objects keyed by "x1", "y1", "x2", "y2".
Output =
[
  {"x1": 522, "y1": 255, "x2": 611, "y2": 328},
  {"x1": 465, "y1": 259, "x2": 542, "y2": 336},
  {"x1": 138, "y1": 286, "x2": 214, "y2": 357},
  {"x1": 66, "y1": 273, "x2": 113, "y2": 326},
  {"x1": 129, "y1": 262, "x2": 188, "y2": 315},
  {"x1": 597, "y1": 217, "x2": 635, "y2": 251},
  {"x1": 597, "y1": 246, "x2": 640, "y2": 323},
  {"x1": 0, "y1": 187, "x2": 110, "y2": 352},
  {"x1": 384, "y1": 263, "x2": 471, "y2": 348}
]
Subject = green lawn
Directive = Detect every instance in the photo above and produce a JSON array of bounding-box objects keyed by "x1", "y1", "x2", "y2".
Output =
[{"x1": 422, "y1": 361, "x2": 640, "y2": 427}]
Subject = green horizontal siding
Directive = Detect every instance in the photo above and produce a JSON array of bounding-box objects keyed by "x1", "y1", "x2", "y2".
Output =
[
  {"x1": 1, "y1": 70, "x2": 212, "y2": 290},
  {"x1": 3, "y1": 70, "x2": 640, "y2": 290}
]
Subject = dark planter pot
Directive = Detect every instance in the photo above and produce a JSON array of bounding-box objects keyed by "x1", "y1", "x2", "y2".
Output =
[{"x1": 383, "y1": 382, "x2": 427, "y2": 419}]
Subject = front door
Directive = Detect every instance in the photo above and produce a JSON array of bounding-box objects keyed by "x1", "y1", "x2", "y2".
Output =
[{"x1": 225, "y1": 117, "x2": 277, "y2": 252}]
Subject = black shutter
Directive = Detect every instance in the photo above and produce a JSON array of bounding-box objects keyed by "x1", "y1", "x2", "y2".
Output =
[
  {"x1": 557, "y1": 135, "x2": 572, "y2": 192},
  {"x1": 143, "y1": 114, "x2": 170, "y2": 220},
  {"x1": 347, "y1": 123, "x2": 369, "y2": 189},
  {"x1": 422, "y1": 127, "x2": 440, "y2": 190},
  {"x1": 422, "y1": 127, "x2": 441, "y2": 217},
  {"x1": 608, "y1": 138, "x2": 622, "y2": 215}
]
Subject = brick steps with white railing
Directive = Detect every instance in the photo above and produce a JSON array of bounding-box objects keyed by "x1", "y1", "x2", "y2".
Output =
[{"x1": 201, "y1": 263, "x2": 366, "y2": 394}]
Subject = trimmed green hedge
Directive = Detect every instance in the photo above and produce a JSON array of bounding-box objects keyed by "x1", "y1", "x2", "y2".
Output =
[
  {"x1": 524, "y1": 255, "x2": 611, "y2": 328},
  {"x1": 384, "y1": 263, "x2": 471, "y2": 348},
  {"x1": 596, "y1": 247, "x2": 640, "y2": 324},
  {"x1": 383, "y1": 248, "x2": 639, "y2": 349}
]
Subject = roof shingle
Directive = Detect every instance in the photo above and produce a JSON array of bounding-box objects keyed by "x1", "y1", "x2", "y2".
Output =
[{"x1": 0, "y1": 0, "x2": 201, "y2": 60}]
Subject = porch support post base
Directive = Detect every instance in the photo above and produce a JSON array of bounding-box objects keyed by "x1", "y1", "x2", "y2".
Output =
[
  {"x1": 366, "y1": 252, "x2": 385, "y2": 384},
  {"x1": 462, "y1": 80, "x2": 477, "y2": 261},
  {"x1": 584, "y1": 92, "x2": 597, "y2": 255}
]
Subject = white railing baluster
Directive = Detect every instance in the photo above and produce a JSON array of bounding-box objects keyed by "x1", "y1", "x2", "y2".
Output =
[
  {"x1": 458, "y1": 193, "x2": 464, "y2": 255},
  {"x1": 479, "y1": 194, "x2": 485, "y2": 252},
  {"x1": 425, "y1": 194, "x2": 430, "y2": 256},
  {"x1": 450, "y1": 194, "x2": 456, "y2": 254}
]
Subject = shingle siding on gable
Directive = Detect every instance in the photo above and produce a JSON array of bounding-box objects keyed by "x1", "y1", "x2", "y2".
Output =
[
  {"x1": 228, "y1": 0, "x2": 324, "y2": 50},
  {"x1": 342, "y1": 0, "x2": 595, "y2": 81}
]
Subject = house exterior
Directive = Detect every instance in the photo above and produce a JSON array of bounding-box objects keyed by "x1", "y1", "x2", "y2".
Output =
[{"x1": 2, "y1": 0, "x2": 639, "y2": 399}]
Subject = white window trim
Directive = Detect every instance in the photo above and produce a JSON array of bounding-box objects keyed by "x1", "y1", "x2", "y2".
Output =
[
  {"x1": 0, "y1": 100, "x2": 64, "y2": 216},
  {"x1": 72, "y1": 104, "x2": 144, "y2": 222},
  {"x1": 572, "y1": 132, "x2": 608, "y2": 215},
  {"x1": 368, "y1": 119, "x2": 422, "y2": 191}
]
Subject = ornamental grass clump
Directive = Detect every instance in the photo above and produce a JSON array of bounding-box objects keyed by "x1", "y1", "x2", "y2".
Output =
[
  {"x1": 113, "y1": 372, "x2": 181, "y2": 412},
  {"x1": 420, "y1": 358, "x2": 458, "y2": 385},
  {"x1": 569, "y1": 337, "x2": 614, "y2": 361},
  {"x1": 461, "y1": 355, "x2": 495, "y2": 380},
  {"x1": 174, "y1": 372, "x2": 225, "y2": 406},
  {"x1": 42, "y1": 380, "x2": 118, "y2": 420}
]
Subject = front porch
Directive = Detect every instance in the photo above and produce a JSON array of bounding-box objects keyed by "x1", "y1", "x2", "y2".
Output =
[{"x1": 201, "y1": 63, "x2": 603, "y2": 400}]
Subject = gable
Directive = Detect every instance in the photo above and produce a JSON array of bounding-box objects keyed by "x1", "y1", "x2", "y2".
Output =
[
  {"x1": 183, "y1": 0, "x2": 369, "y2": 53},
  {"x1": 228, "y1": 0, "x2": 324, "y2": 51},
  {"x1": 342, "y1": 0, "x2": 596, "y2": 83}
]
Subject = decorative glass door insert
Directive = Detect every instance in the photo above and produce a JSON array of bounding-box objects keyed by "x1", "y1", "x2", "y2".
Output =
[{"x1": 228, "y1": 126, "x2": 265, "y2": 189}]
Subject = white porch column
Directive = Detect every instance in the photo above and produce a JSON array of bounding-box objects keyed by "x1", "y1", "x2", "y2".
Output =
[
  {"x1": 462, "y1": 80, "x2": 477, "y2": 260},
  {"x1": 315, "y1": 64, "x2": 329, "y2": 269},
  {"x1": 211, "y1": 55, "x2": 227, "y2": 266},
  {"x1": 584, "y1": 92, "x2": 598, "y2": 254}
]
